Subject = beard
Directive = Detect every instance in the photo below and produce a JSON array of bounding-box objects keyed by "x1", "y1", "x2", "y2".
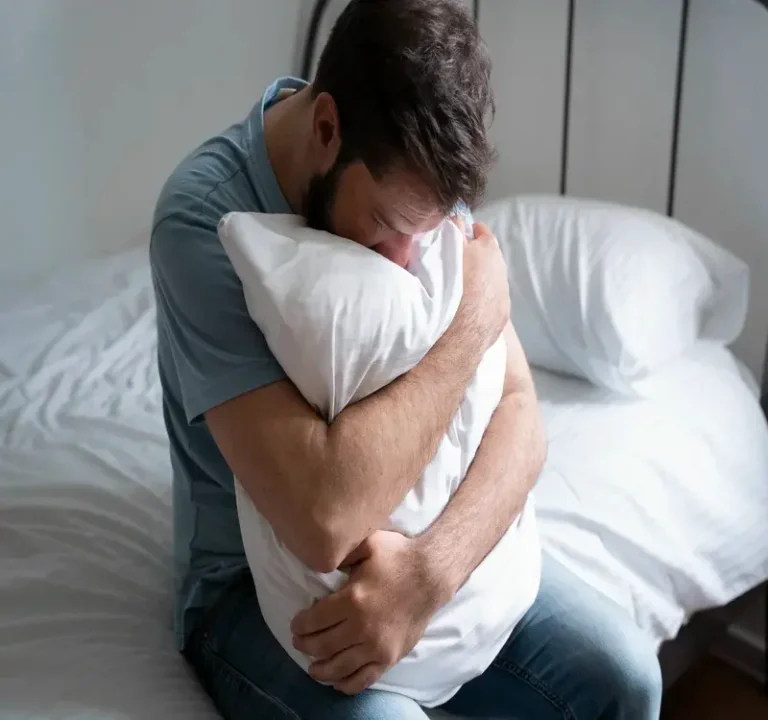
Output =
[{"x1": 303, "y1": 158, "x2": 345, "y2": 234}]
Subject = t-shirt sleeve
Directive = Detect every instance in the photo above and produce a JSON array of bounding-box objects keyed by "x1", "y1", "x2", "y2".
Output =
[{"x1": 150, "y1": 210, "x2": 286, "y2": 424}]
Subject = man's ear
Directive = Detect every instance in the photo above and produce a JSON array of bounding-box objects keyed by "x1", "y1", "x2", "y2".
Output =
[{"x1": 311, "y1": 92, "x2": 342, "y2": 174}]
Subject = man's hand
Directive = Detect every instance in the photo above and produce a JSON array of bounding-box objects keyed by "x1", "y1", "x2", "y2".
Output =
[
  {"x1": 290, "y1": 530, "x2": 448, "y2": 695},
  {"x1": 456, "y1": 221, "x2": 510, "y2": 346}
]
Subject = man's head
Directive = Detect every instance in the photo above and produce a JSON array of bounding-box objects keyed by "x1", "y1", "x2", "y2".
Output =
[{"x1": 302, "y1": 0, "x2": 495, "y2": 267}]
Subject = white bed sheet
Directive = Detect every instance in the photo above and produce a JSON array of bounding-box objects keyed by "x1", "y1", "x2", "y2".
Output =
[
  {"x1": 533, "y1": 341, "x2": 768, "y2": 647},
  {"x1": 1, "y1": 247, "x2": 767, "y2": 718},
  {"x1": 0, "y1": 249, "x2": 218, "y2": 719}
]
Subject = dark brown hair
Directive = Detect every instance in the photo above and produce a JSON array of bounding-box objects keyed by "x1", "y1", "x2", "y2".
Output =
[{"x1": 312, "y1": 0, "x2": 496, "y2": 212}]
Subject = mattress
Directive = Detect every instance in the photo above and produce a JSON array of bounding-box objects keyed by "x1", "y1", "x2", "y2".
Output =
[{"x1": 1, "y1": 246, "x2": 767, "y2": 718}]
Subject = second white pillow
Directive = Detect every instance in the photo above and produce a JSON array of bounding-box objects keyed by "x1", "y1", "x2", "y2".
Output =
[{"x1": 477, "y1": 195, "x2": 749, "y2": 394}]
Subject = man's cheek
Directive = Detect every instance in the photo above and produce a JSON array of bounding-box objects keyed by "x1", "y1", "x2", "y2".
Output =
[{"x1": 374, "y1": 237, "x2": 414, "y2": 268}]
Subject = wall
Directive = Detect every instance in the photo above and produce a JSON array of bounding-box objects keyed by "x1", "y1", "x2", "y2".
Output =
[
  {"x1": 674, "y1": 0, "x2": 768, "y2": 387},
  {"x1": 0, "y1": 0, "x2": 302, "y2": 285}
]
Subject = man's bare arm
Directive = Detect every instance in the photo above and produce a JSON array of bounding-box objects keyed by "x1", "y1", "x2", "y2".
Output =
[
  {"x1": 418, "y1": 321, "x2": 547, "y2": 598},
  {"x1": 288, "y1": 321, "x2": 547, "y2": 692},
  {"x1": 207, "y1": 225, "x2": 509, "y2": 574}
]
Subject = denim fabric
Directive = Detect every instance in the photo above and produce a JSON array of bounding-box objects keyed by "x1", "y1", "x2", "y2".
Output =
[{"x1": 183, "y1": 554, "x2": 662, "y2": 719}]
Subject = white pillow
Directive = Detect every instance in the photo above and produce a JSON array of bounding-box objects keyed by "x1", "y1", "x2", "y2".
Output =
[
  {"x1": 217, "y1": 213, "x2": 463, "y2": 418},
  {"x1": 217, "y1": 213, "x2": 540, "y2": 707},
  {"x1": 476, "y1": 195, "x2": 749, "y2": 394}
]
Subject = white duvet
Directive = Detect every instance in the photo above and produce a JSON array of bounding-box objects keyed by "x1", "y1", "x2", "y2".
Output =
[
  {"x1": 1, "y1": 245, "x2": 767, "y2": 719},
  {"x1": 217, "y1": 212, "x2": 539, "y2": 707}
]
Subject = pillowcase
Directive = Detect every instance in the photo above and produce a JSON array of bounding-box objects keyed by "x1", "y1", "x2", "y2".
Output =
[
  {"x1": 216, "y1": 212, "x2": 464, "y2": 419},
  {"x1": 217, "y1": 212, "x2": 528, "y2": 707},
  {"x1": 476, "y1": 195, "x2": 749, "y2": 394}
]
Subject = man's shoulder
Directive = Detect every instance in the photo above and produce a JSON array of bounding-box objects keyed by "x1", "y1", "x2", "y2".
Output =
[
  {"x1": 153, "y1": 127, "x2": 258, "y2": 233},
  {"x1": 152, "y1": 76, "x2": 302, "y2": 242}
]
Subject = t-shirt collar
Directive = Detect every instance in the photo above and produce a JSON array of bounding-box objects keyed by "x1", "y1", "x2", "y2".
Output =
[{"x1": 245, "y1": 76, "x2": 309, "y2": 214}]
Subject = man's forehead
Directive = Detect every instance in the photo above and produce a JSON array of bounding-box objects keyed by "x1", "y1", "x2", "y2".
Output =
[{"x1": 374, "y1": 171, "x2": 444, "y2": 230}]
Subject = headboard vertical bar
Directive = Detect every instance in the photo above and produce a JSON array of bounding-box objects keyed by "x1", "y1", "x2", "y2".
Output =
[
  {"x1": 559, "y1": 0, "x2": 575, "y2": 196},
  {"x1": 301, "y1": 0, "x2": 332, "y2": 81},
  {"x1": 666, "y1": 0, "x2": 690, "y2": 217}
]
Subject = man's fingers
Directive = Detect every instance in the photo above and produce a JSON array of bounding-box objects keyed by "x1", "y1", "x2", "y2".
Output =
[
  {"x1": 472, "y1": 220, "x2": 493, "y2": 240},
  {"x1": 338, "y1": 537, "x2": 372, "y2": 570},
  {"x1": 309, "y1": 644, "x2": 370, "y2": 683},
  {"x1": 291, "y1": 592, "x2": 347, "y2": 636},
  {"x1": 293, "y1": 619, "x2": 354, "y2": 659},
  {"x1": 333, "y1": 663, "x2": 385, "y2": 696}
]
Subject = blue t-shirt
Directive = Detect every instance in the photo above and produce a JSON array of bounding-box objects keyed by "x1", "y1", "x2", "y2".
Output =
[{"x1": 150, "y1": 77, "x2": 306, "y2": 648}]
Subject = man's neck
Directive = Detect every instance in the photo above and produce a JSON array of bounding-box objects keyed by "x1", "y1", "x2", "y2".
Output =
[{"x1": 263, "y1": 87, "x2": 310, "y2": 216}]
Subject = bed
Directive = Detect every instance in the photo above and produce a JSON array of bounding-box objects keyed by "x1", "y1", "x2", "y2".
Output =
[
  {"x1": 1, "y1": 0, "x2": 767, "y2": 715},
  {"x1": 1, "y1": 237, "x2": 767, "y2": 717}
]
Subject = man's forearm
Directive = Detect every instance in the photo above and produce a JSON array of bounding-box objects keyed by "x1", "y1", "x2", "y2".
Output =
[
  {"x1": 418, "y1": 380, "x2": 546, "y2": 597},
  {"x1": 208, "y1": 311, "x2": 494, "y2": 574},
  {"x1": 321, "y1": 315, "x2": 490, "y2": 565},
  {"x1": 209, "y1": 225, "x2": 511, "y2": 573}
]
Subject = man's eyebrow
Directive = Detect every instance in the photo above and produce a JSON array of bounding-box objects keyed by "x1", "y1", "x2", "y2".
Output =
[
  {"x1": 373, "y1": 209, "x2": 400, "y2": 231},
  {"x1": 376, "y1": 205, "x2": 428, "y2": 234}
]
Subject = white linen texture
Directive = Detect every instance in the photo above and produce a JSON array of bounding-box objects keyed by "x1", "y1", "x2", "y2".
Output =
[
  {"x1": 217, "y1": 213, "x2": 541, "y2": 707},
  {"x1": 2, "y1": 245, "x2": 767, "y2": 719},
  {"x1": 476, "y1": 195, "x2": 750, "y2": 395}
]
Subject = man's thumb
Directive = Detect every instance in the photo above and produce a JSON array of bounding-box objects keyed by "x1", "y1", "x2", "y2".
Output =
[
  {"x1": 472, "y1": 221, "x2": 492, "y2": 240},
  {"x1": 339, "y1": 537, "x2": 373, "y2": 570}
]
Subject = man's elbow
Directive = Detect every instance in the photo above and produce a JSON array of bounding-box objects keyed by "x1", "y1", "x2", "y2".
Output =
[
  {"x1": 259, "y1": 470, "x2": 366, "y2": 573},
  {"x1": 297, "y1": 533, "x2": 344, "y2": 574},
  {"x1": 505, "y1": 382, "x2": 548, "y2": 480},
  {"x1": 253, "y1": 513, "x2": 349, "y2": 574},
  {"x1": 293, "y1": 512, "x2": 360, "y2": 574},
  {"x1": 531, "y1": 410, "x2": 548, "y2": 478}
]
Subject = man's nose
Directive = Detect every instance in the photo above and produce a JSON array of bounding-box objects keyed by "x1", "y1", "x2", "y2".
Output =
[{"x1": 377, "y1": 235, "x2": 414, "y2": 268}]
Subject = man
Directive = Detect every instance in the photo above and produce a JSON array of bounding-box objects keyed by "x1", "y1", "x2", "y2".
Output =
[{"x1": 150, "y1": 1, "x2": 662, "y2": 718}]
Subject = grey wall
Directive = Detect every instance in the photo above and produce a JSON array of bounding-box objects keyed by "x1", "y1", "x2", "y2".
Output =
[{"x1": 0, "y1": 0, "x2": 302, "y2": 283}]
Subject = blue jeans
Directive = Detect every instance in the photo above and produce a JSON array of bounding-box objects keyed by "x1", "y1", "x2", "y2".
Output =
[{"x1": 183, "y1": 553, "x2": 662, "y2": 719}]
